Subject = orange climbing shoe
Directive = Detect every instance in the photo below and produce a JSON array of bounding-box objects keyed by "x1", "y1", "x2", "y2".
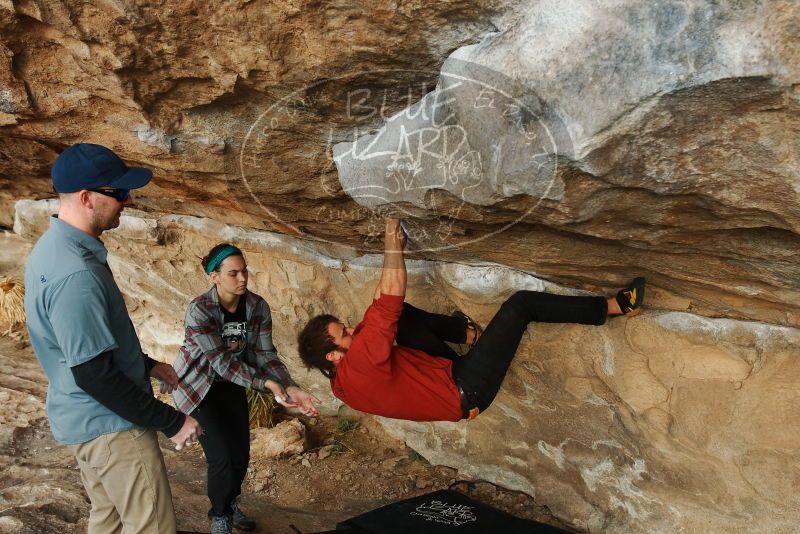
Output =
[
  {"x1": 453, "y1": 310, "x2": 482, "y2": 349},
  {"x1": 616, "y1": 277, "x2": 646, "y2": 317}
]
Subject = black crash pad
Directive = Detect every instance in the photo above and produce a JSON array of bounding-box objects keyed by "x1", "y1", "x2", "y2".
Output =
[{"x1": 326, "y1": 489, "x2": 570, "y2": 533}]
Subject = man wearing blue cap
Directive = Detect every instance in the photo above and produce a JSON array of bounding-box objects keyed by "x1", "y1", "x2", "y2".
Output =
[{"x1": 24, "y1": 143, "x2": 203, "y2": 534}]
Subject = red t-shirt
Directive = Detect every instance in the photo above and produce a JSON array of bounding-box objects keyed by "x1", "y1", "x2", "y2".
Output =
[{"x1": 330, "y1": 294, "x2": 463, "y2": 422}]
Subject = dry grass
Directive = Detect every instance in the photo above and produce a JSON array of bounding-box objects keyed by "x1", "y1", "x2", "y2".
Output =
[
  {"x1": 0, "y1": 276, "x2": 25, "y2": 335},
  {"x1": 247, "y1": 388, "x2": 278, "y2": 429}
]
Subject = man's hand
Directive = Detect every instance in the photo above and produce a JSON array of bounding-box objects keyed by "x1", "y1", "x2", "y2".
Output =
[
  {"x1": 150, "y1": 362, "x2": 178, "y2": 394},
  {"x1": 398, "y1": 220, "x2": 409, "y2": 251},
  {"x1": 285, "y1": 386, "x2": 322, "y2": 417},
  {"x1": 171, "y1": 415, "x2": 202, "y2": 451}
]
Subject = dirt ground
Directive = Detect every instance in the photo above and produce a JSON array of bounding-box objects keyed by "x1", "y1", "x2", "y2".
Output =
[{"x1": 0, "y1": 231, "x2": 571, "y2": 533}]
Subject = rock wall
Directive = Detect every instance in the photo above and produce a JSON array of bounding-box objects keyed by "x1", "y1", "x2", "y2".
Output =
[
  {"x1": 1, "y1": 0, "x2": 798, "y2": 328},
  {"x1": 14, "y1": 200, "x2": 800, "y2": 533},
  {"x1": 334, "y1": 0, "x2": 800, "y2": 327},
  {"x1": 4, "y1": 0, "x2": 800, "y2": 532},
  {"x1": 0, "y1": 0, "x2": 514, "y2": 228}
]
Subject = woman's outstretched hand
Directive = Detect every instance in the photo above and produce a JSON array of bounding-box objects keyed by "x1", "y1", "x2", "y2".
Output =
[
  {"x1": 285, "y1": 386, "x2": 322, "y2": 417},
  {"x1": 263, "y1": 380, "x2": 321, "y2": 416}
]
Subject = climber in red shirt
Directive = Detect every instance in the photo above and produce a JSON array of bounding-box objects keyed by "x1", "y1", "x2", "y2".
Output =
[{"x1": 297, "y1": 218, "x2": 645, "y2": 421}]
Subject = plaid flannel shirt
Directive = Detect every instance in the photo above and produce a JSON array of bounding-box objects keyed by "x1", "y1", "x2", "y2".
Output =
[{"x1": 172, "y1": 286, "x2": 296, "y2": 414}]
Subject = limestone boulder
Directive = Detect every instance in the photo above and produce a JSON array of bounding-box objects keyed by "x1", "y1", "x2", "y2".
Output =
[
  {"x1": 250, "y1": 418, "x2": 308, "y2": 461},
  {"x1": 0, "y1": 0, "x2": 798, "y2": 327},
  {"x1": 334, "y1": 0, "x2": 800, "y2": 327},
  {"x1": 0, "y1": 0, "x2": 512, "y2": 229}
]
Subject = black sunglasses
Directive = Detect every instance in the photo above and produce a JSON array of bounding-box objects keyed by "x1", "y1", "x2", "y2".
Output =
[{"x1": 90, "y1": 188, "x2": 130, "y2": 202}]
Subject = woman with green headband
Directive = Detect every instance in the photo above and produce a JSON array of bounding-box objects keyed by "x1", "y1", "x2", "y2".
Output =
[{"x1": 172, "y1": 243, "x2": 320, "y2": 534}]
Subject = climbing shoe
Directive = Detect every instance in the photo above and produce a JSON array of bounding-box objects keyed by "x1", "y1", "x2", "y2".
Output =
[
  {"x1": 616, "y1": 277, "x2": 646, "y2": 317},
  {"x1": 453, "y1": 310, "x2": 482, "y2": 349}
]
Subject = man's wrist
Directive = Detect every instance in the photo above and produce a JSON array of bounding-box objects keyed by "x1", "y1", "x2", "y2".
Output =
[
  {"x1": 143, "y1": 354, "x2": 158, "y2": 373},
  {"x1": 164, "y1": 412, "x2": 186, "y2": 439}
]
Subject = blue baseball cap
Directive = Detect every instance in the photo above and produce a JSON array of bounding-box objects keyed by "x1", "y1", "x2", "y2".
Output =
[{"x1": 51, "y1": 143, "x2": 153, "y2": 193}]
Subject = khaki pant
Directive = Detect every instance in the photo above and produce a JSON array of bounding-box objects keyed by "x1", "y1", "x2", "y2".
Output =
[{"x1": 71, "y1": 428, "x2": 177, "y2": 534}]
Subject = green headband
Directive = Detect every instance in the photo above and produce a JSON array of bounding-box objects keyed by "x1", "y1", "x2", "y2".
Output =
[{"x1": 206, "y1": 246, "x2": 241, "y2": 274}]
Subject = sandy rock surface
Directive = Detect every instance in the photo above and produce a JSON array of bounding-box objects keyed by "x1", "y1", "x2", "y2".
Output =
[{"x1": 251, "y1": 418, "x2": 308, "y2": 460}]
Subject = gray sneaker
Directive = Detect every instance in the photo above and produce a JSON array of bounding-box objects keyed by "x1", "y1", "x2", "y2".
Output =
[
  {"x1": 210, "y1": 514, "x2": 233, "y2": 534},
  {"x1": 232, "y1": 496, "x2": 256, "y2": 531}
]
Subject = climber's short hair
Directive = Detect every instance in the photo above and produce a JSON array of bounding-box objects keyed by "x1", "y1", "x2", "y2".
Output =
[{"x1": 297, "y1": 314, "x2": 340, "y2": 379}]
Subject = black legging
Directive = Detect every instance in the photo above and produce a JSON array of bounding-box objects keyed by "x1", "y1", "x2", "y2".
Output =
[
  {"x1": 395, "y1": 303, "x2": 467, "y2": 360},
  {"x1": 395, "y1": 291, "x2": 607, "y2": 417},
  {"x1": 191, "y1": 380, "x2": 250, "y2": 518},
  {"x1": 454, "y1": 290, "x2": 607, "y2": 414}
]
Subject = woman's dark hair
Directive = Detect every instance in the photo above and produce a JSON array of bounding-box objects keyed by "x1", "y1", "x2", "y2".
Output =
[
  {"x1": 297, "y1": 314, "x2": 340, "y2": 379},
  {"x1": 201, "y1": 243, "x2": 244, "y2": 273}
]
